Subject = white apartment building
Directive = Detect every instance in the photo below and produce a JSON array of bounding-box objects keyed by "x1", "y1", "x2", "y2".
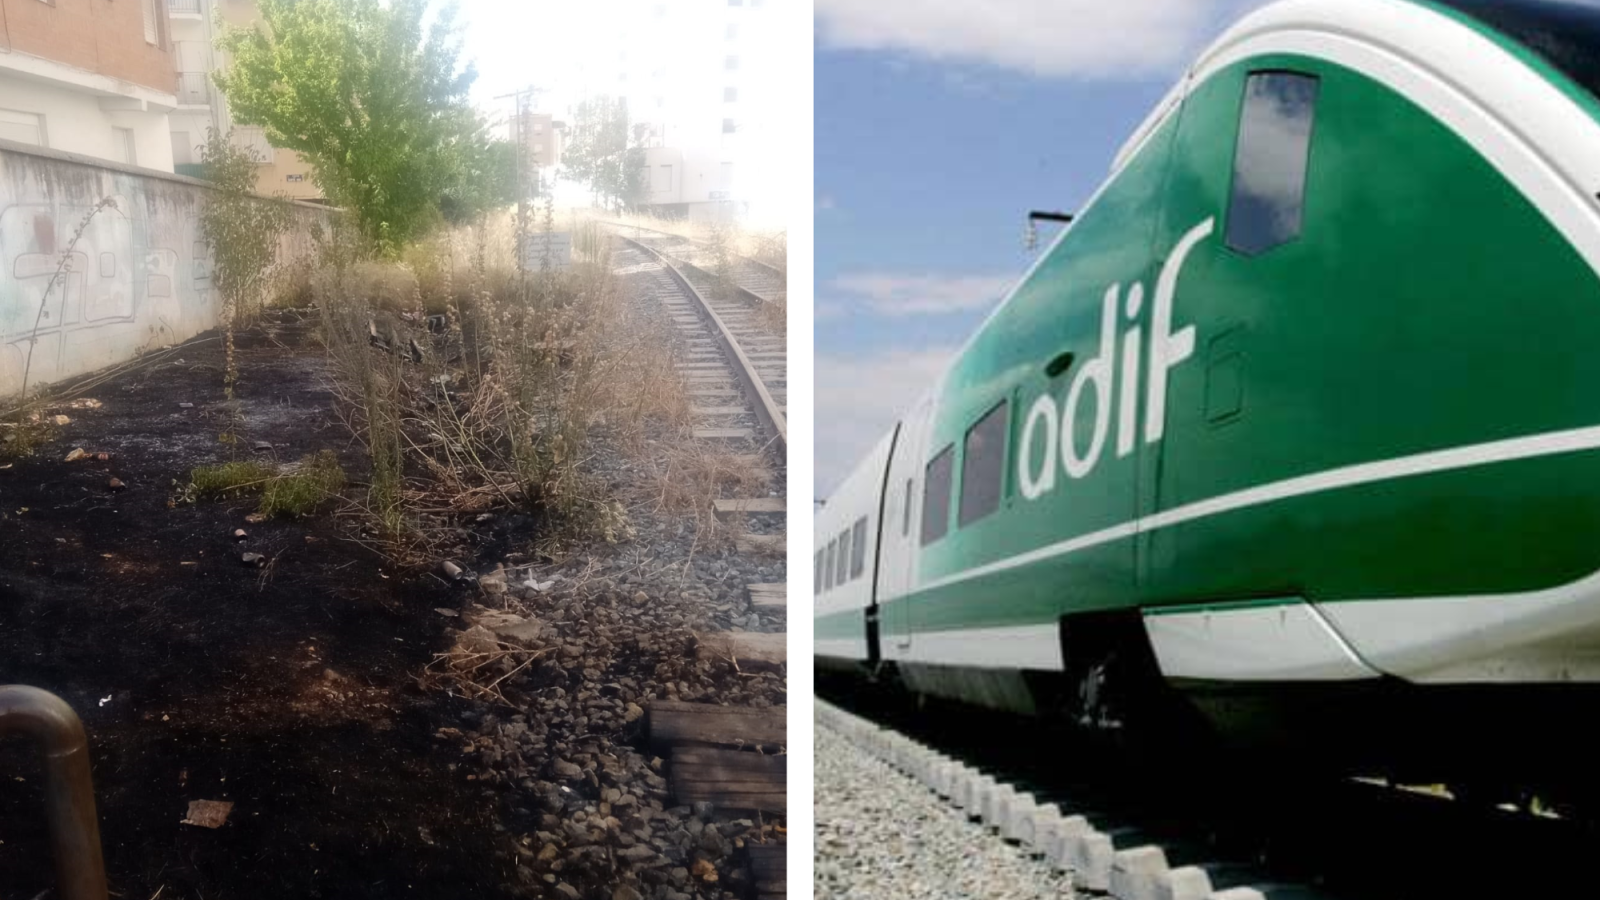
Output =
[
  {"x1": 0, "y1": 0, "x2": 180, "y2": 170},
  {"x1": 607, "y1": 0, "x2": 777, "y2": 220}
]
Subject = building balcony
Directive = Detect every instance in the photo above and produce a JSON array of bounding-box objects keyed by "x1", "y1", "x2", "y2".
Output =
[
  {"x1": 176, "y1": 72, "x2": 210, "y2": 107},
  {"x1": 168, "y1": 0, "x2": 203, "y2": 17}
]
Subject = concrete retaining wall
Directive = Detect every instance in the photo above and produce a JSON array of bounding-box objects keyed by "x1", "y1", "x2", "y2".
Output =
[{"x1": 0, "y1": 137, "x2": 329, "y2": 397}]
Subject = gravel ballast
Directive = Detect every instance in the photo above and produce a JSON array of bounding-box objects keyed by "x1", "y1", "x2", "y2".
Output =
[{"x1": 815, "y1": 719, "x2": 1074, "y2": 900}]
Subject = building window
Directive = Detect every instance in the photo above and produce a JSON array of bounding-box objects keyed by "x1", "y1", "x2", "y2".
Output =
[
  {"x1": 1226, "y1": 71, "x2": 1318, "y2": 256},
  {"x1": 835, "y1": 529, "x2": 851, "y2": 586},
  {"x1": 112, "y1": 127, "x2": 137, "y2": 166},
  {"x1": 850, "y1": 518, "x2": 868, "y2": 580},
  {"x1": 824, "y1": 540, "x2": 836, "y2": 591},
  {"x1": 814, "y1": 552, "x2": 823, "y2": 595},
  {"x1": 653, "y1": 164, "x2": 672, "y2": 192},
  {"x1": 724, "y1": 86, "x2": 738, "y2": 103},
  {"x1": 723, "y1": 118, "x2": 736, "y2": 134},
  {"x1": 959, "y1": 401, "x2": 1009, "y2": 527},
  {"x1": 921, "y1": 446, "x2": 954, "y2": 545},
  {"x1": 142, "y1": 0, "x2": 159, "y2": 44},
  {"x1": 726, "y1": 23, "x2": 738, "y2": 39},
  {"x1": 0, "y1": 109, "x2": 45, "y2": 146},
  {"x1": 725, "y1": 55, "x2": 739, "y2": 71},
  {"x1": 728, "y1": 0, "x2": 742, "y2": 5}
]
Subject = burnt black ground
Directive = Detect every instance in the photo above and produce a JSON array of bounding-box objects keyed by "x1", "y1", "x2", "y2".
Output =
[{"x1": 0, "y1": 320, "x2": 517, "y2": 899}]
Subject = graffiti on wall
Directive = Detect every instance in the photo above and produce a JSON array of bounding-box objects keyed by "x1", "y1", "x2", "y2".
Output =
[{"x1": 0, "y1": 152, "x2": 324, "y2": 397}]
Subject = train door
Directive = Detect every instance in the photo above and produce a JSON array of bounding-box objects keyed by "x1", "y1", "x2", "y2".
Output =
[
  {"x1": 879, "y1": 398, "x2": 931, "y2": 660},
  {"x1": 1145, "y1": 65, "x2": 1321, "y2": 588}
]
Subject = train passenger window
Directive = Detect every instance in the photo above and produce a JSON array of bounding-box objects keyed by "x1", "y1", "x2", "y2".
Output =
[
  {"x1": 836, "y1": 529, "x2": 851, "y2": 585},
  {"x1": 1226, "y1": 71, "x2": 1318, "y2": 256},
  {"x1": 903, "y1": 479, "x2": 913, "y2": 536},
  {"x1": 921, "y1": 446, "x2": 954, "y2": 545},
  {"x1": 850, "y1": 517, "x2": 868, "y2": 579},
  {"x1": 814, "y1": 551, "x2": 823, "y2": 595},
  {"x1": 959, "y1": 401, "x2": 1009, "y2": 527},
  {"x1": 824, "y1": 540, "x2": 836, "y2": 591}
]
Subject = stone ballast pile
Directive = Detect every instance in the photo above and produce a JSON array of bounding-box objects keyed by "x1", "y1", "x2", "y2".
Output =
[{"x1": 440, "y1": 553, "x2": 784, "y2": 900}]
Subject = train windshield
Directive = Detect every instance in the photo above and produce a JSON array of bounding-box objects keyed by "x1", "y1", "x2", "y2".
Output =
[{"x1": 1435, "y1": 0, "x2": 1600, "y2": 103}]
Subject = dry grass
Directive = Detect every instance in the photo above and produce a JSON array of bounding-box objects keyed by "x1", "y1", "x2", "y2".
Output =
[{"x1": 308, "y1": 208, "x2": 660, "y2": 557}]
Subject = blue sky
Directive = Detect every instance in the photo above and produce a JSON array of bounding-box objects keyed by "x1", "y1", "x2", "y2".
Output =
[{"x1": 814, "y1": 0, "x2": 1269, "y2": 496}]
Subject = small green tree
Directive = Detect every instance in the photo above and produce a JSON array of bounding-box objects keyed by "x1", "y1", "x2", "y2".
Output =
[
  {"x1": 439, "y1": 132, "x2": 518, "y2": 224},
  {"x1": 563, "y1": 95, "x2": 646, "y2": 212},
  {"x1": 215, "y1": 0, "x2": 479, "y2": 253},
  {"x1": 199, "y1": 127, "x2": 291, "y2": 446}
]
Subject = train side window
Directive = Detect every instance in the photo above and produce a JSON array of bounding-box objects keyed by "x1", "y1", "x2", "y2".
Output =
[
  {"x1": 824, "y1": 540, "x2": 836, "y2": 591},
  {"x1": 902, "y1": 479, "x2": 913, "y2": 536},
  {"x1": 850, "y1": 517, "x2": 868, "y2": 579},
  {"x1": 921, "y1": 446, "x2": 954, "y2": 545},
  {"x1": 1226, "y1": 71, "x2": 1319, "y2": 256},
  {"x1": 813, "y1": 551, "x2": 823, "y2": 595},
  {"x1": 959, "y1": 401, "x2": 1009, "y2": 527},
  {"x1": 836, "y1": 529, "x2": 851, "y2": 585}
]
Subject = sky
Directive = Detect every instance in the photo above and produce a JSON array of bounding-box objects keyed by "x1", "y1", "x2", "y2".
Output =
[
  {"x1": 814, "y1": 0, "x2": 1271, "y2": 498},
  {"x1": 451, "y1": 0, "x2": 793, "y2": 226}
]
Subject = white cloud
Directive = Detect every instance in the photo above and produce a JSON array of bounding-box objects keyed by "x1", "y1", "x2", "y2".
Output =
[
  {"x1": 830, "y1": 272, "x2": 1013, "y2": 317},
  {"x1": 815, "y1": 0, "x2": 1223, "y2": 79},
  {"x1": 815, "y1": 346, "x2": 957, "y2": 497}
]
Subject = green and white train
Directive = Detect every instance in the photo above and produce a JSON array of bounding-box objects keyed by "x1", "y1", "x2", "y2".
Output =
[{"x1": 815, "y1": 0, "x2": 1600, "y2": 803}]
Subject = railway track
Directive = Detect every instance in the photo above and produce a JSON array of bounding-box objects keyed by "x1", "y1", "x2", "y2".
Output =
[
  {"x1": 817, "y1": 691, "x2": 1592, "y2": 900},
  {"x1": 606, "y1": 221, "x2": 787, "y2": 451},
  {"x1": 608, "y1": 230, "x2": 789, "y2": 895},
  {"x1": 599, "y1": 219, "x2": 787, "y2": 308}
]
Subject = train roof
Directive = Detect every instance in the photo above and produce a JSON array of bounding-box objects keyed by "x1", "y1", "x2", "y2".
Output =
[{"x1": 1116, "y1": 0, "x2": 1600, "y2": 173}]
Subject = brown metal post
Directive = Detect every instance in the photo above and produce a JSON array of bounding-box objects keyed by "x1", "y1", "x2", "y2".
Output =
[{"x1": 0, "y1": 685, "x2": 108, "y2": 900}]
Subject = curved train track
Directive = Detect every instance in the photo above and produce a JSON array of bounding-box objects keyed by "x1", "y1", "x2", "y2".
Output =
[
  {"x1": 599, "y1": 220, "x2": 787, "y2": 308},
  {"x1": 606, "y1": 221, "x2": 787, "y2": 449},
  {"x1": 817, "y1": 691, "x2": 1595, "y2": 900}
]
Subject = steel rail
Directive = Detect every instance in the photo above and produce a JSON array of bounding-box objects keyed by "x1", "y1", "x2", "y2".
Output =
[
  {"x1": 0, "y1": 685, "x2": 108, "y2": 900},
  {"x1": 616, "y1": 234, "x2": 786, "y2": 450},
  {"x1": 596, "y1": 219, "x2": 786, "y2": 294}
]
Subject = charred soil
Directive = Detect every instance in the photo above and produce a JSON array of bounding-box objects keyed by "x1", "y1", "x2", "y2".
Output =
[{"x1": 0, "y1": 320, "x2": 517, "y2": 899}]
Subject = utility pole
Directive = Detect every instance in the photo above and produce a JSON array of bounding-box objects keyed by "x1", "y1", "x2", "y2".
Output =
[{"x1": 495, "y1": 85, "x2": 546, "y2": 271}]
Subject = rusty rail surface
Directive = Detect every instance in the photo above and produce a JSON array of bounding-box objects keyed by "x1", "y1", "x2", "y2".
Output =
[{"x1": 0, "y1": 685, "x2": 108, "y2": 900}]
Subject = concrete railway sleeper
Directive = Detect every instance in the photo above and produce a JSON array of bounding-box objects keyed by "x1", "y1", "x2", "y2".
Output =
[
  {"x1": 817, "y1": 699, "x2": 1261, "y2": 900},
  {"x1": 817, "y1": 694, "x2": 1594, "y2": 900}
]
